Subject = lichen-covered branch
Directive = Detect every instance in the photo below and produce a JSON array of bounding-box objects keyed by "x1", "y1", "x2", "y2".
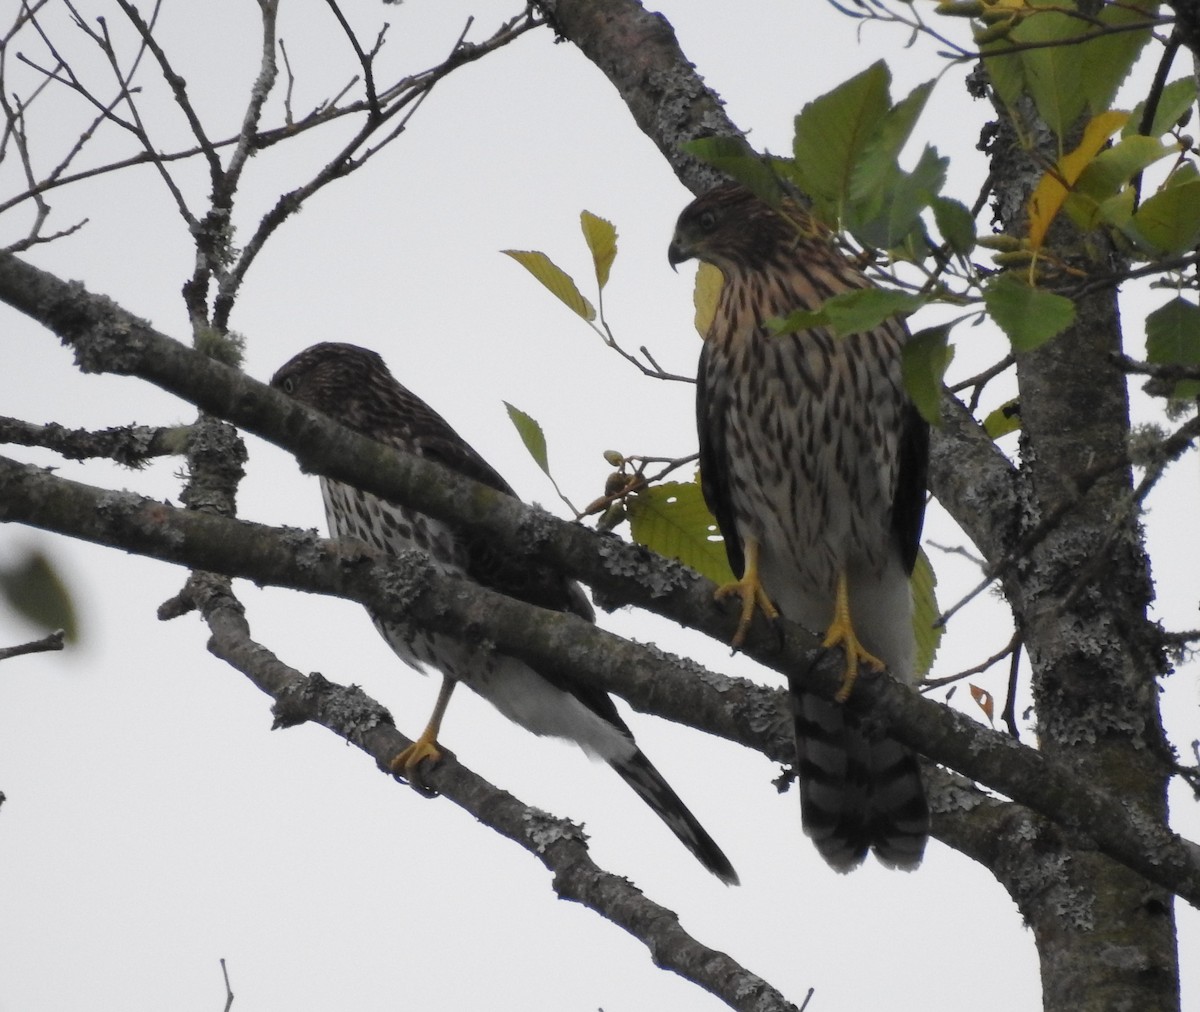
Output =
[
  {"x1": 2, "y1": 452, "x2": 1197, "y2": 907},
  {"x1": 0, "y1": 414, "x2": 186, "y2": 466},
  {"x1": 533, "y1": 0, "x2": 738, "y2": 194},
  {"x1": 166, "y1": 571, "x2": 798, "y2": 1012}
]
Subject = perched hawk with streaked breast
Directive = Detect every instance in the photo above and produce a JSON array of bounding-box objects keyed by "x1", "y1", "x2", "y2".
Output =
[
  {"x1": 271, "y1": 342, "x2": 738, "y2": 884},
  {"x1": 668, "y1": 183, "x2": 930, "y2": 871}
]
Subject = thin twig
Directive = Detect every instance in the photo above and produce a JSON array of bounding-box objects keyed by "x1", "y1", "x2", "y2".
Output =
[
  {"x1": 114, "y1": 0, "x2": 221, "y2": 185},
  {"x1": 1000, "y1": 637, "x2": 1023, "y2": 740},
  {"x1": 212, "y1": 11, "x2": 542, "y2": 330},
  {"x1": 921, "y1": 630, "x2": 1020, "y2": 690},
  {"x1": 0, "y1": 629, "x2": 65, "y2": 661},
  {"x1": 220, "y1": 958, "x2": 233, "y2": 1012},
  {"x1": 936, "y1": 413, "x2": 1200, "y2": 627}
]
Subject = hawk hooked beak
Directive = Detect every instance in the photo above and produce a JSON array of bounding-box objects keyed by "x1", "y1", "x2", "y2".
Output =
[{"x1": 667, "y1": 235, "x2": 691, "y2": 272}]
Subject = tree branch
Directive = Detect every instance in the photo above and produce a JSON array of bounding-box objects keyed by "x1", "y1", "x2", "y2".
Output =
[
  {"x1": 2, "y1": 449, "x2": 1198, "y2": 907},
  {"x1": 0, "y1": 414, "x2": 186, "y2": 466},
  {"x1": 0, "y1": 629, "x2": 64, "y2": 661},
  {"x1": 532, "y1": 0, "x2": 739, "y2": 195},
  {"x1": 170, "y1": 572, "x2": 798, "y2": 1012}
]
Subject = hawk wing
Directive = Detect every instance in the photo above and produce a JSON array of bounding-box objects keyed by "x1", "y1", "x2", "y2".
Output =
[
  {"x1": 696, "y1": 339, "x2": 745, "y2": 580},
  {"x1": 892, "y1": 400, "x2": 930, "y2": 576}
]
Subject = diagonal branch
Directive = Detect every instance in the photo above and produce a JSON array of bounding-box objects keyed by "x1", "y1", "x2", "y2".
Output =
[
  {"x1": 170, "y1": 571, "x2": 801, "y2": 1012},
  {"x1": 2, "y1": 450, "x2": 1199, "y2": 907}
]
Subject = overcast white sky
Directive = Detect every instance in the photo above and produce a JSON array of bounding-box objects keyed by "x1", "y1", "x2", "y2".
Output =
[{"x1": 1, "y1": 2, "x2": 1197, "y2": 1009}]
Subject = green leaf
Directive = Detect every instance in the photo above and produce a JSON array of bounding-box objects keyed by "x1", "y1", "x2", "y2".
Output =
[
  {"x1": 627, "y1": 481, "x2": 735, "y2": 586},
  {"x1": 901, "y1": 324, "x2": 955, "y2": 425},
  {"x1": 503, "y1": 401, "x2": 552, "y2": 477},
  {"x1": 768, "y1": 288, "x2": 924, "y2": 338},
  {"x1": 1064, "y1": 135, "x2": 1175, "y2": 233},
  {"x1": 1015, "y1": 10, "x2": 1085, "y2": 139},
  {"x1": 768, "y1": 306, "x2": 831, "y2": 335},
  {"x1": 1080, "y1": 0, "x2": 1159, "y2": 115},
  {"x1": 852, "y1": 144, "x2": 947, "y2": 250},
  {"x1": 981, "y1": 28, "x2": 1025, "y2": 112},
  {"x1": 982, "y1": 272, "x2": 1076, "y2": 351},
  {"x1": 0, "y1": 549, "x2": 79, "y2": 642},
  {"x1": 502, "y1": 250, "x2": 596, "y2": 321},
  {"x1": 1145, "y1": 297, "x2": 1200, "y2": 398},
  {"x1": 850, "y1": 79, "x2": 936, "y2": 205},
  {"x1": 828, "y1": 288, "x2": 925, "y2": 334},
  {"x1": 793, "y1": 60, "x2": 892, "y2": 220},
  {"x1": 932, "y1": 197, "x2": 977, "y2": 254},
  {"x1": 1131, "y1": 177, "x2": 1200, "y2": 255},
  {"x1": 983, "y1": 399, "x2": 1022, "y2": 438},
  {"x1": 1124, "y1": 76, "x2": 1197, "y2": 138},
  {"x1": 580, "y1": 211, "x2": 617, "y2": 290},
  {"x1": 988, "y1": 1, "x2": 1156, "y2": 142},
  {"x1": 1072, "y1": 134, "x2": 1177, "y2": 202},
  {"x1": 681, "y1": 136, "x2": 784, "y2": 208},
  {"x1": 911, "y1": 548, "x2": 942, "y2": 680}
]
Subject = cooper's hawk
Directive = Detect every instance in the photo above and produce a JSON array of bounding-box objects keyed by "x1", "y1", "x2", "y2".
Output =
[
  {"x1": 668, "y1": 184, "x2": 930, "y2": 871},
  {"x1": 271, "y1": 342, "x2": 737, "y2": 884}
]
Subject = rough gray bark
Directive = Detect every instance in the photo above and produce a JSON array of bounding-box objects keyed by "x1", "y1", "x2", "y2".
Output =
[
  {"x1": 0, "y1": 270, "x2": 1197, "y2": 910},
  {"x1": 535, "y1": 1, "x2": 1188, "y2": 1009},
  {"x1": 987, "y1": 108, "x2": 1178, "y2": 1010},
  {"x1": 0, "y1": 3, "x2": 1195, "y2": 1009}
]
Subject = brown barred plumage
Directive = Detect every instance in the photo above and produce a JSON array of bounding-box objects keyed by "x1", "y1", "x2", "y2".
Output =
[
  {"x1": 271, "y1": 342, "x2": 738, "y2": 884},
  {"x1": 669, "y1": 184, "x2": 930, "y2": 872}
]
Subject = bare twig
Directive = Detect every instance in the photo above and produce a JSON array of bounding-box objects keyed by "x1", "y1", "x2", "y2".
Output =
[
  {"x1": 936, "y1": 413, "x2": 1200, "y2": 628},
  {"x1": 0, "y1": 415, "x2": 186, "y2": 466},
  {"x1": 921, "y1": 630, "x2": 1020, "y2": 690},
  {"x1": 0, "y1": 629, "x2": 65, "y2": 661},
  {"x1": 212, "y1": 10, "x2": 543, "y2": 330},
  {"x1": 113, "y1": 0, "x2": 221, "y2": 186},
  {"x1": 1000, "y1": 637, "x2": 1023, "y2": 740},
  {"x1": 219, "y1": 958, "x2": 233, "y2": 1012}
]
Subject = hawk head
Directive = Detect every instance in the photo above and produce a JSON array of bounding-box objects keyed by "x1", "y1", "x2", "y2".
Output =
[
  {"x1": 270, "y1": 341, "x2": 395, "y2": 433},
  {"x1": 667, "y1": 183, "x2": 798, "y2": 275}
]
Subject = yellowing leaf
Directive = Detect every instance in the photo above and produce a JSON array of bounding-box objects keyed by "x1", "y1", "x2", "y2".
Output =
[
  {"x1": 627, "y1": 481, "x2": 734, "y2": 586},
  {"x1": 1028, "y1": 109, "x2": 1128, "y2": 253},
  {"x1": 580, "y1": 211, "x2": 617, "y2": 290},
  {"x1": 970, "y1": 683, "x2": 995, "y2": 725},
  {"x1": 911, "y1": 548, "x2": 942, "y2": 679},
  {"x1": 502, "y1": 250, "x2": 596, "y2": 321},
  {"x1": 693, "y1": 262, "x2": 724, "y2": 339},
  {"x1": 983, "y1": 399, "x2": 1021, "y2": 438}
]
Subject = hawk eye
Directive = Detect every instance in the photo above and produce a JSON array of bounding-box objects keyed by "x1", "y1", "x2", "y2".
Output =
[
  {"x1": 281, "y1": 377, "x2": 296, "y2": 394},
  {"x1": 698, "y1": 210, "x2": 717, "y2": 232}
]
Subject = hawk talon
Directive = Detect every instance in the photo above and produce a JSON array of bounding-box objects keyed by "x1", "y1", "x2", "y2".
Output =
[
  {"x1": 389, "y1": 736, "x2": 443, "y2": 779},
  {"x1": 822, "y1": 572, "x2": 885, "y2": 702},
  {"x1": 714, "y1": 538, "x2": 779, "y2": 648},
  {"x1": 387, "y1": 673, "x2": 456, "y2": 795}
]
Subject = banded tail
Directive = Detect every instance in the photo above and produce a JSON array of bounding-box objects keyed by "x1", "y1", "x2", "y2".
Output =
[
  {"x1": 793, "y1": 690, "x2": 928, "y2": 872},
  {"x1": 610, "y1": 750, "x2": 739, "y2": 885}
]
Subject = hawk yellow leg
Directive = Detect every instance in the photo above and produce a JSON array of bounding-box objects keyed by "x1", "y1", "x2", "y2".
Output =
[
  {"x1": 822, "y1": 571, "x2": 886, "y2": 702},
  {"x1": 714, "y1": 537, "x2": 780, "y2": 648},
  {"x1": 390, "y1": 675, "x2": 456, "y2": 781}
]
